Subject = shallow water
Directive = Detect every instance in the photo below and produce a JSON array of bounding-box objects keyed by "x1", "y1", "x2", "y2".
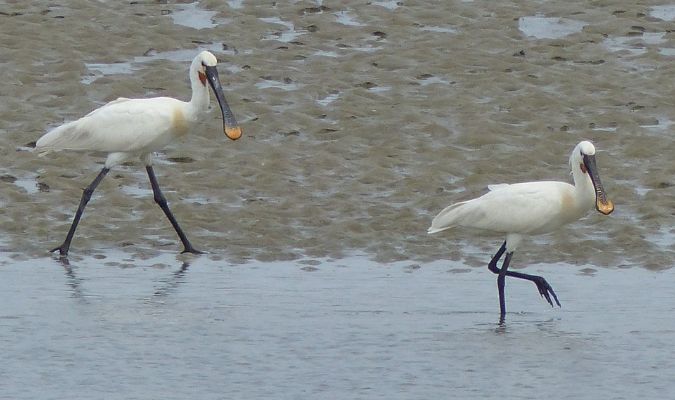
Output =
[
  {"x1": 1, "y1": 1, "x2": 674, "y2": 398},
  {"x1": 3, "y1": 254, "x2": 675, "y2": 399}
]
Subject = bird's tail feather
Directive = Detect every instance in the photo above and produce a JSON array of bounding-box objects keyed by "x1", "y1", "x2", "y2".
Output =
[
  {"x1": 427, "y1": 200, "x2": 471, "y2": 234},
  {"x1": 35, "y1": 121, "x2": 81, "y2": 153}
]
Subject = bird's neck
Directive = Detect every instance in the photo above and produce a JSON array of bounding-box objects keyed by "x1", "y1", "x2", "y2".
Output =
[
  {"x1": 186, "y1": 63, "x2": 210, "y2": 119},
  {"x1": 572, "y1": 169, "x2": 596, "y2": 211}
]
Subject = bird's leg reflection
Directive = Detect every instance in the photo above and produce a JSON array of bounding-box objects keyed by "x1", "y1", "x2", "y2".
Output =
[
  {"x1": 487, "y1": 241, "x2": 561, "y2": 325},
  {"x1": 58, "y1": 257, "x2": 87, "y2": 301},
  {"x1": 152, "y1": 261, "x2": 190, "y2": 298}
]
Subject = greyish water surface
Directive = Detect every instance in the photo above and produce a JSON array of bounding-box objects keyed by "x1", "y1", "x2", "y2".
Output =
[
  {"x1": 4, "y1": 254, "x2": 675, "y2": 399},
  {"x1": 1, "y1": 1, "x2": 674, "y2": 399}
]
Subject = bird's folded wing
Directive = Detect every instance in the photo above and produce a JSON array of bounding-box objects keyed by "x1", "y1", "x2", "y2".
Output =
[
  {"x1": 429, "y1": 181, "x2": 571, "y2": 235},
  {"x1": 36, "y1": 98, "x2": 179, "y2": 153}
]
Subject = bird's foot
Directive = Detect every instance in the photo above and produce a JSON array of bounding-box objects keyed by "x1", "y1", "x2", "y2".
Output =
[
  {"x1": 50, "y1": 244, "x2": 69, "y2": 257},
  {"x1": 181, "y1": 246, "x2": 204, "y2": 255},
  {"x1": 498, "y1": 314, "x2": 506, "y2": 326},
  {"x1": 532, "y1": 276, "x2": 561, "y2": 307}
]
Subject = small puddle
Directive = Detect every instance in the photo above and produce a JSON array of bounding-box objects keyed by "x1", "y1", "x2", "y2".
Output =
[
  {"x1": 351, "y1": 45, "x2": 383, "y2": 53},
  {"x1": 518, "y1": 16, "x2": 586, "y2": 39},
  {"x1": 591, "y1": 126, "x2": 617, "y2": 132},
  {"x1": 368, "y1": 86, "x2": 391, "y2": 93},
  {"x1": 171, "y1": 2, "x2": 219, "y2": 30},
  {"x1": 603, "y1": 32, "x2": 667, "y2": 57},
  {"x1": 317, "y1": 92, "x2": 340, "y2": 107},
  {"x1": 13, "y1": 176, "x2": 41, "y2": 195},
  {"x1": 227, "y1": 0, "x2": 244, "y2": 9},
  {"x1": 419, "y1": 26, "x2": 458, "y2": 34},
  {"x1": 640, "y1": 117, "x2": 673, "y2": 132},
  {"x1": 418, "y1": 75, "x2": 452, "y2": 86},
  {"x1": 119, "y1": 184, "x2": 153, "y2": 198},
  {"x1": 650, "y1": 5, "x2": 675, "y2": 21},
  {"x1": 659, "y1": 48, "x2": 675, "y2": 57},
  {"x1": 82, "y1": 62, "x2": 134, "y2": 84},
  {"x1": 260, "y1": 17, "x2": 307, "y2": 43},
  {"x1": 372, "y1": 1, "x2": 400, "y2": 10},
  {"x1": 81, "y1": 43, "x2": 227, "y2": 85},
  {"x1": 334, "y1": 11, "x2": 364, "y2": 27},
  {"x1": 255, "y1": 79, "x2": 303, "y2": 91},
  {"x1": 312, "y1": 50, "x2": 339, "y2": 58}
]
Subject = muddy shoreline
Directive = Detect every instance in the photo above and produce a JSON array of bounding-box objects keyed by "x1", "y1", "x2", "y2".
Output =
[{"x1": 0, "y1": 1, "x2": 673, "y2": 267}]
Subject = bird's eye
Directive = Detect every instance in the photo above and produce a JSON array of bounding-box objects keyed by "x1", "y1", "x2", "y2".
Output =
[{"x1": 201, "y1": 61, "x2": 206, "y2": 67}]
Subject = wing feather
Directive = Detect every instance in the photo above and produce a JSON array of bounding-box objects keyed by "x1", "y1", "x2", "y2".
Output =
[
  {"x1": 429, "y1": 181, "x2": 577, "y2": 235},
  {"x1": 36, "y1": 97, "x2": 185, "y2": 154}
]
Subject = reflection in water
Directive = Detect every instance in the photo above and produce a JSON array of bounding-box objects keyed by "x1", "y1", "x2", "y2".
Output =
[
  {"x1": 57, "y1": 256, "x2": 191, "y2": 302},
  {"x1": 494, "y1": 322, "x2": 508, "y2": 335},
  {"x1": 58, "y1": 256, "x2": 87, "y2": 302},
  {"x1": 497, "y1": 316, "x2": 506, "y2": 330},
  {"x1": 4, "y1": 254, "x2": 675, "y2": 399},
  {"x1": 151, "y1": 262, "x2": 190, "y2": 299}
]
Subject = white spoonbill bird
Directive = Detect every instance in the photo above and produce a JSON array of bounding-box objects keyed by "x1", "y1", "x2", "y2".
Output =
[
  {"x1": 36, "y1": 50, "x2": 241, "y2": 257},
  {"x1": 428, "y1": 141, "x2": 614, "y2": 322}
]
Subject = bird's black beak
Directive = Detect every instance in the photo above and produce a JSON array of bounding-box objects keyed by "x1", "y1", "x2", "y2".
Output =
[
  {"x1": 583, "y1": 154, "x2": 614, "y2": 215},
  {"x1": 204, "y1": 65, "x2": 241, "y2": 140}
]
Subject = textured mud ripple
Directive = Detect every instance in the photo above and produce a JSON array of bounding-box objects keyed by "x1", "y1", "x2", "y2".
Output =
[{"x1": 0, "y1": 1, "x2": 673, "y2": 267}]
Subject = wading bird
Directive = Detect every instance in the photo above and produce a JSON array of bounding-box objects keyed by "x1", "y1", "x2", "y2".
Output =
[
  {"x1": 36, "y1": 50, "x2": 241, "y2": 256},
  {"x1": 428, "y1": 141, "x2": 614, "y2": 322}
]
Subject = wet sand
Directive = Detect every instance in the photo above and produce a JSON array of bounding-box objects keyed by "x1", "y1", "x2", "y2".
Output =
[
  {"x1": 1, "y1": 1, "x2": 675, "y2": 398},
  {"x1": 0, "y1": 0, "x2": 672, "y2": 266}
]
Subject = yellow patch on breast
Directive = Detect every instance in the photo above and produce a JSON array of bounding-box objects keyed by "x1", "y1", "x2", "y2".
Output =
[
  {"x1": 172, "y1": 108, "x2": 189, "y2": 137},
  {"x1": 560, "y1": 190, "x2": 576, "y2": 213}
]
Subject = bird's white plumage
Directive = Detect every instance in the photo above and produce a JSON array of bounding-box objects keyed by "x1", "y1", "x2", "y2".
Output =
[
  {"x1": 37, "y1": 97, "x2": 184, "y2": 154},
  {"x1": 200, "y1": 51, "x2": 217, "y2": 67},
  {"x1": 34, "y1": 50, "x2": 242, "y2": 257},
  {"x1": 35, "y1": 50, "x2": 221, "y2": 168},
  {"x1": 429, "y1": 181, "x2": 581, "y2": 235},
  {"x1": 487, "y1": 183, "x2": 510, "y2": 192},
  {"x1": 428, "y1": 141, "x2": 606, "y2": 252},
  {"x1": 428, "y1": 141, "x2": 613, "y2": 317}
]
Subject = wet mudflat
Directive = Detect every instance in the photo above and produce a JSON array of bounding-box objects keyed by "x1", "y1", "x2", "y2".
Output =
[
  {"x1": 1, "y1": 0, "x2": 675, "y2": 399},
  {"x1": 0, "y1": 0, "x2": 673, "y2": 266}
]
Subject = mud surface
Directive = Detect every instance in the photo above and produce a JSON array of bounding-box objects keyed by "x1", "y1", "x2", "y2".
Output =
[{"x1": 1, "y1": 1, "x2": 674, "y2": 267}]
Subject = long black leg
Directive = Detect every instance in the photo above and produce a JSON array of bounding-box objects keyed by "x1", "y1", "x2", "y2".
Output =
[
  {"x1": 488, "y1": 241, "x2": 507, "y2": 274},
  {"x1": 51, "y1": 167, "x2": 110, "y2": 256},
  {"x1": 487, "y1": 241, "x2": 561, "y2": 317},
  {"x1": 502, "y1": 270, "x2": 560, "y2": 308},
  {"x1": 146, "y1": 165, "x2": 202, "y2": 254},
  {"x1": 497, "y1": 252, "x2": 513, "y2": 323}
]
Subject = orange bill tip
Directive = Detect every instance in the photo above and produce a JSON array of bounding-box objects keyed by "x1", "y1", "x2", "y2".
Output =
[
  {"x1": 597, "y1": 199, "x2": 614, "y2": 215},
  {"x1": 225, "y1": 126, "x2": 242, "y2": 140}
]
